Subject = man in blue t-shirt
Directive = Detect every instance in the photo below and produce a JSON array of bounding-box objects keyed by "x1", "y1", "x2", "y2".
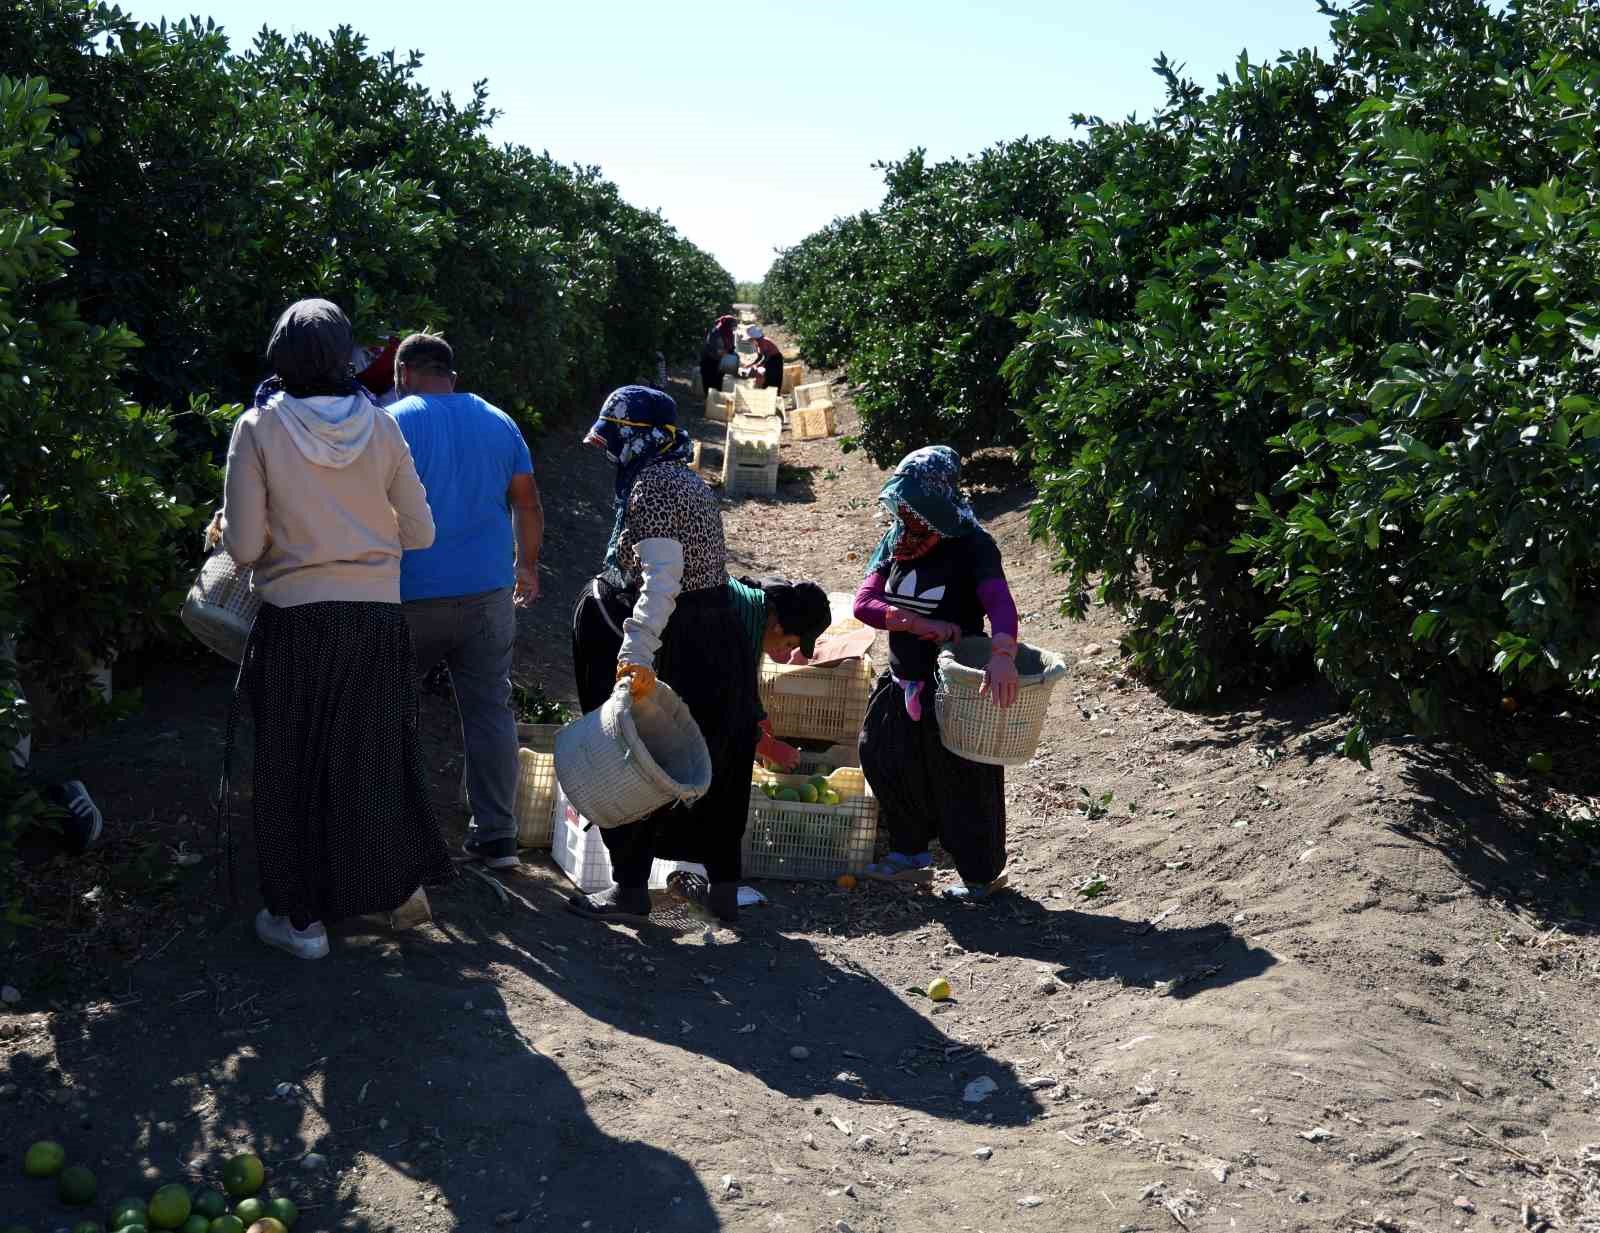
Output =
[{"x1": 390, "y1": 334, "x2": 543, "y2": 870}]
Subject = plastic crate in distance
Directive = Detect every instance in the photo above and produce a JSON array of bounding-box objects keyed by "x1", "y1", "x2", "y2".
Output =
[
  {"x1": 743, "y1": 766, "x2": 879, "y2": 881},
  {"x1": 793, "y1": 381, "x2": 832, "y2": 410},
  {"x1": 727, "y1": 413, "x2": 781, "y2": 466},
  {"x1": 704, "y1": 390, "x2": 733, "y2": 423},
  {"x1": 759, "y1": 655, "x2": 876, "y2": 745},
  {"x1": 734, "y1": 384, "x2": 780, "y2": 418},
  {"x1": 780, "y1": 361, "x2": 805, "y2": 395},
  {"x1": 791, "y1": 403, "x2": 836, "y2": 441}
]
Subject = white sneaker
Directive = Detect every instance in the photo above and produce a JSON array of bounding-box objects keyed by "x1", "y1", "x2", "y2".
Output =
[{"x1": 255, "y1": 909, "x2": 329, "y2": 960}]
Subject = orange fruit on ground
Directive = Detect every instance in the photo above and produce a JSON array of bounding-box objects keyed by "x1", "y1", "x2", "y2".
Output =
[{"x1": 836, "y1": 874, "x2": 857, "y2": 890}]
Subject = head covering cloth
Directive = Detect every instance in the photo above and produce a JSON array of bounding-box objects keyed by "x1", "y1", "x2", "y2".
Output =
[
  {"x1": 866, "y1": 445, "x2": 980, "y2": 572},
  {"x1": 588, "y1": 385, "x2": 694, "y2": 572},
  {"x1": 253, "y1": 298, "x2": 375, "y2": 406}
]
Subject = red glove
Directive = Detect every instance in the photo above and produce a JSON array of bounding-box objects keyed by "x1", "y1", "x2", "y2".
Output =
[
  {"x1": 755, "y1": 719, "x2": 801, "y2": 771},
  {"x1": 884, "y1": 608, "x2": 962, "y2": 643}
]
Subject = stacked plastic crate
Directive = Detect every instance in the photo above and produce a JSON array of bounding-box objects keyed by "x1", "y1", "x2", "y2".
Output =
[{"x1": 722, "y1": 412, "x2": 781, "y2": 497}]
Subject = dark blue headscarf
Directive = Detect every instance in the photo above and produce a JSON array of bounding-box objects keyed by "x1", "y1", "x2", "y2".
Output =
[{"x1": 588, "y1": 385, "x2": 693, "y2": 571}]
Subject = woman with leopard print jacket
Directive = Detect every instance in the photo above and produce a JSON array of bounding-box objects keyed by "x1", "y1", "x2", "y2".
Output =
[{"x1": 568, "y1": 386, "x2": 759, "y2": 927}]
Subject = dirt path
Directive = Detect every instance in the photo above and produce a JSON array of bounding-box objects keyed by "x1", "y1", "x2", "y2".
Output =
[{"x1": 4, "y1": 325, "x2": 1598, "y2": 1233}]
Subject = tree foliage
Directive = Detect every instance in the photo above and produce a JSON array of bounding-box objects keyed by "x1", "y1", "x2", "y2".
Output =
[
  {"x1": 764, "y1": 0, "x2": 1600, "y2": 755},
  {"x1": 0, "y1": 2, "x2": 733, "y2": 907}
]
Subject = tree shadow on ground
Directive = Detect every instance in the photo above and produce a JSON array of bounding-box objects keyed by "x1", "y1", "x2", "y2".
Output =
[
  {"x1": 783, "y1": 881, "x2": 1277, "y2": 1003},
  {"x1": 2, "y1": 896, "x2": 721, "y2": 1233},
  {"x1": 1125, "y1": 677, "x2": 1600, "y2": 933},
  {"x1": 436, "y1": 874, "x2": 1050, "y2": 1130}
]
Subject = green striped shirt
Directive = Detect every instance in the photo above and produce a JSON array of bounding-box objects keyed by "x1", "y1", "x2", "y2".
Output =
[{"x1": 727, "y1": 576, "x2": 768, "y2": 721}]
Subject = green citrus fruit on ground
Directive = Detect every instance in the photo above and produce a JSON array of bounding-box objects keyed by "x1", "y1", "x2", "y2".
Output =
[
  {"x1": 111, "y1": 1198, "x2": 148, "y2": 1229},
  {"x1": 208, "y1": 1218, "x2": 244, "y2": 1233},
  {"x1": 23, "y1": 1139, "x2": 66, "y2": 1177},
  {"x1": 1527, "y1": 751, "x2": 1554, "y2": 773},
  {"x1": 232, "y1": 1200, "x2": 264, "y2": 1226},
  {"x1": 59, "y1": 1164, "x2": 99, "y2": 1205},
  {"x1": 182, "y1": 1217, "x2": 210, "y2": 1233},
  {"x1": 928, "y1": 976, "x2": 952, "y2": 1002},
  {"x1": 148, "y1": 1184, "x2": 192, "y2": 1229},
  {"x1": 192, "y1": 1193, "x2": 227, "y2": 1222},
  {"x1": 72, "y1": 1222, "x2": 104, "y2": 1233},
  {"x1": 244, "y1": 1219, "x2": 286, "y2": 1233},
  {"x1": 221, "y1": 1156, "x2": 264, "y2": 1199},
  {"x1": 264, "y1": 1199, "x2": 297, "y2": 1230}
]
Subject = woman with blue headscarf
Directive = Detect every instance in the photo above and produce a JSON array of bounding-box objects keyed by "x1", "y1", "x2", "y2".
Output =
[
  {"x1": 852, "y1": 446, "x2": 1021, "y2": 901},
  {"x1": 568, "y1": 386, "x2": 758, "y2": 925}
]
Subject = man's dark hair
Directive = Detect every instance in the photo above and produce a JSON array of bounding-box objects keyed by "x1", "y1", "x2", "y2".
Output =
[{"x1": 396, "y1": 332, "x2": 454, "y2": 375}]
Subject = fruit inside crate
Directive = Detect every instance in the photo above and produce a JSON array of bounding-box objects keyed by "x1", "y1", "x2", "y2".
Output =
[{"x1": 745, "y1": 766, "x2": 878, "y2": 880}]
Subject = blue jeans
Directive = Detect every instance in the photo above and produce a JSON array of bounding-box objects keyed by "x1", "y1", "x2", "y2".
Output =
[{"x1": 404, "y1": 587, "x2": 518, "y2": 846}]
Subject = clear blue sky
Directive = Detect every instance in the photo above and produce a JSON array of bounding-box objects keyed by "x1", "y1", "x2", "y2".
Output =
[{"x1": 133, "y1": 1, "x2": 1335, "y2": 281}]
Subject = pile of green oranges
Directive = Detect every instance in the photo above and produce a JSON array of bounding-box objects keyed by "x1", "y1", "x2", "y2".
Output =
[
  {"x1": 10, "y1": 1142, "x2": 298, "y2": 1233},
  {"x1": 759, "y1": 774, "x2": 842, "y2": 806}
]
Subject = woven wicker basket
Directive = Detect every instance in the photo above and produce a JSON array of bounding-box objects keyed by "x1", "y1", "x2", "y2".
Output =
[
  {"x1": 934, "y1": 636, "x2": 1068, "y2": 766},
  {"x1": 181, "y1": 549, "x2": 259, "y2": 664},
  {"x1": 554, "y1": 679, "x2": 712, "y2": 828}
]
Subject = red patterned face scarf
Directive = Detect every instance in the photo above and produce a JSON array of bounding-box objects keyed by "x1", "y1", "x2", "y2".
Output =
[{"x1": 891, "y1": 505, "x2": 942, "y2": 561}]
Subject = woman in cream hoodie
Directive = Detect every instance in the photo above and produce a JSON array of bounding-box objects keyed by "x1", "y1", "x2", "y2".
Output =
[{"x1": 222, "y1": 298, "x2": 454, "y2": 959}]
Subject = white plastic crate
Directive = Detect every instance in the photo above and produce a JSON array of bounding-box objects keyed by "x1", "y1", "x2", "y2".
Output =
[
  {"x1": 723, "y1": 460, "x2": 779, "y2": 498},
  {"x1": 759, "y1": 655, "x2": 876, "y2": 745},
  {"x1": 727, "y1": 413, "x2": 781, "y2": 465},
  {"x1": 743, "y1": 766, "x2": 879, "y2": 881},
  {"x1": 550, "y1": 779, "x2": 702, "y2": 893},
  {"x1": 734, "y1": 385, "x2": 779, "y2": 418},
  {"x1": 704, "y1": 390, "x2": 734, "y2": 423},
  {"x1": 793, "y1": 381, "x2": 831, "y2": 409}
]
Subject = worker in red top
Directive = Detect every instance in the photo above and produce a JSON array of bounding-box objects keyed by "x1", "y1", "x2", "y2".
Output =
[
  {"x1": 699, "y1": 315, "x2": 737, "y2": 397},
  {"x1": 741, "y1": 325, "x2": 785, "y2": 390}
]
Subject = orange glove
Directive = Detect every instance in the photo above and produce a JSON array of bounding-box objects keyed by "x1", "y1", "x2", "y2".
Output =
[{"x1": 615, "y1": 663, "x2": 657, "y2": 700}]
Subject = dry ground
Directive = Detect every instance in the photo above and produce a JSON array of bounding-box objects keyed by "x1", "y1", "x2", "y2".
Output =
[{"x1": 3, "y1": 322, "x2": 1598, "y2": 1233}]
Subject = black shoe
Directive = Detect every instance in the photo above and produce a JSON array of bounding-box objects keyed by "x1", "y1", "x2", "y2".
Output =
[
  {"x1": 46, "y1": 781, "x2": 102, "y2": 855},
  {"x1": 461, "y1": 837, "x2": 520, "y2": 870},
  {"x1": 665, "y1": 871, "x2": 739, "y2": 926},
  {"x1": 566, "y1": 885, "x2": 653, "y2": 925}
]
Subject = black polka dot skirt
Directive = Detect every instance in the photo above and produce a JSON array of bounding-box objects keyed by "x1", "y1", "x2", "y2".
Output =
[{"x1": 241, "y1": 600, "x2": 456, "y2": 924}]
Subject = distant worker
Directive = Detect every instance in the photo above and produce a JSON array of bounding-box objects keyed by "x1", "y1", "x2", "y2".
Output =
[
  {"x1": 741, "y1": 325, "x2": 784, "y2": 390},
  {"x1": 389, "y1": 333, "x2": 544, "y2": 872},
  {"x1": 699, "y1": 314, "x2": 737, "y2": 397}
]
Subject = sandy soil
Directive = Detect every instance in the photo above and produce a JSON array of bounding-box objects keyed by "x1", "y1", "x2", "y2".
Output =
[{"x1": 3, "y1": 322, "x2": 1598, "y2": 1233}]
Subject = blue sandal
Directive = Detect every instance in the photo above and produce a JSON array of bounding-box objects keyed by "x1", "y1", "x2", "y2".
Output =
[
  {"x1": 864, "y1": 851, "x2": 935, "y2": 884},
  {"x1": 939, "y1": 872, "x2": 1010, "y2": 902}
]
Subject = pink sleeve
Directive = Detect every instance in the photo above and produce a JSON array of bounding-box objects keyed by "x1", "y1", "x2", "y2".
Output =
[
  {"x1": 853, "y1": 568, "x2": 895, "y2": 630},
  {"x1": 977, "y1": 577, "x2": 1018, "y2": 640}
]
